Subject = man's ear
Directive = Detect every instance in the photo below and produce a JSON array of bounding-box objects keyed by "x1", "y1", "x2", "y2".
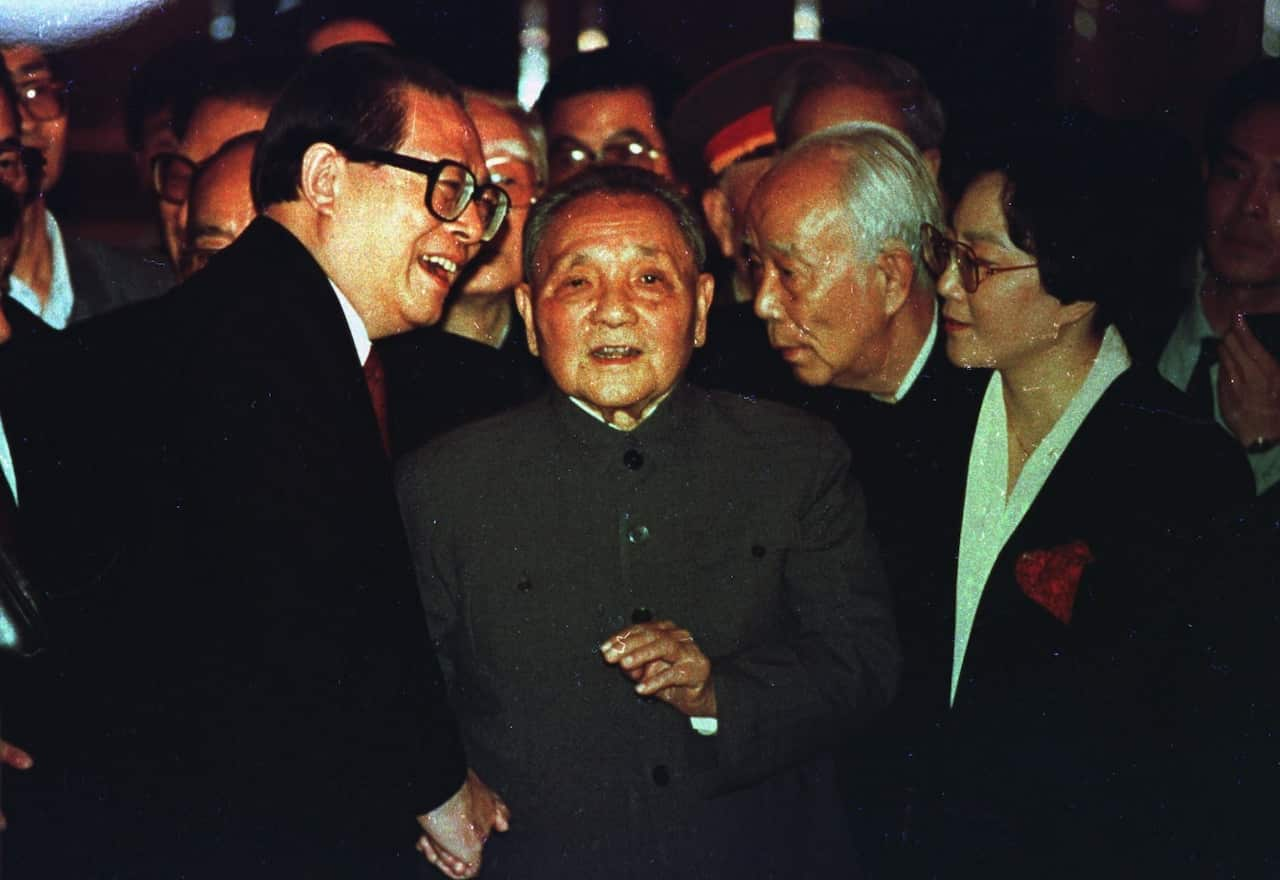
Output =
[
  {"x1": 692, "y1": 272, "x2": 715, "y2": 349},
  {"x1": 875, "y1": 246, "x2": 916, "y2": 318},
  {"x1": 700, "y1": 188, "x2": 736, "y2": 260},
  {"x1": 1055, "y1": 298, "x2": 1097, "y2": 332},
  {"x1": 298, "y1": 142, "x2": 342, "y2": 216},
  {"x1": 514, "y1": 282, "x2": 539, "y2": 358}
]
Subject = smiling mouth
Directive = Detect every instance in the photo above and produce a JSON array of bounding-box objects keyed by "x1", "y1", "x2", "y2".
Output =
[
  {"x1": 418, "y1": 254, "x2": 458, "y2": 283},
  {"x1": 590, "y1": 345, "x2": 642, "y2": 361}
]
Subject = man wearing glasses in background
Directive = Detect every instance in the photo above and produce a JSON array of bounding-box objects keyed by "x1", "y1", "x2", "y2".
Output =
[
  {"x1": 379, "y1": 88, "x2": 549, "y2": 457},
  {"x1": 535, "y1": 46, "x2": 681, "y2": 186},
  {"x1": 1, "y1": 43, "x2": 170, "y2": 327},
  {"x1": 2, "y1": 43, "x2": 510, "y2": 879},
  {"x1": 147, "y1": 41, "x2": 289, "y2": 273}
]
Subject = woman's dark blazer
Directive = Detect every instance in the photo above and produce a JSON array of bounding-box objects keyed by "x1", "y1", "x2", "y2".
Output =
[{"x1": 919, "y1": 367, "x2": 1252, "y2": 878}]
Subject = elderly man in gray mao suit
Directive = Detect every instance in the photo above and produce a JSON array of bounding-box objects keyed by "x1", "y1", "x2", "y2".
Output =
[{"x1": 397, "y1": 166, "x2": 899, "y2": 879}]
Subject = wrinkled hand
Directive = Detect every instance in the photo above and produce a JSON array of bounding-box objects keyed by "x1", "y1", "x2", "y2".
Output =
[
  {"x1": 0, "y1": 739, "x2": 34, "y2": 831},
  {"x1": 416, "y1": 769, "x2": 510, "y2": 879},
  {"x1": 1219, "y1": 315, "x2": 1280, "y2": 448},
  {"x1": 600, "y1": 620, "x2": 717, "y2": 718}
]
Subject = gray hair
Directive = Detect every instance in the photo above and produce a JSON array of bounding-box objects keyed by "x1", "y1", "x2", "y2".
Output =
[
  {"x1": 522, "y1": 165, "x2": 705, "y2": 283},
  {"x1": 783, "y1": 121, "x2": 942, "y2": 282}
]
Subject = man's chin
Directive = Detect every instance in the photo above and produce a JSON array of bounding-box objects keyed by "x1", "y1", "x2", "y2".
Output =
[{"x1": 1207, "y1": 247, "x2": 1280, "y2": 289}]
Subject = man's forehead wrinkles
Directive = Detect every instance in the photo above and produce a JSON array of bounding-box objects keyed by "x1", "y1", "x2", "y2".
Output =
[{"x1": 548, "y1": 242, "x2": 678, "y2": 270}]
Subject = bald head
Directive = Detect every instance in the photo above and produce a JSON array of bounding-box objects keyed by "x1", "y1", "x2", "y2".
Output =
[
  {"x1": 305, "y1": 18, "x2": 394, "y2": 55},
  {"x1": 182, "y1": 134, "x2": 257, "y2": 279}
]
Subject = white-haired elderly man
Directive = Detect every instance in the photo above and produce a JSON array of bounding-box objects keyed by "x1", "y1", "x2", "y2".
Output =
[{"x1": 744, "y1": 120, "x2": 977, "y2": 875}]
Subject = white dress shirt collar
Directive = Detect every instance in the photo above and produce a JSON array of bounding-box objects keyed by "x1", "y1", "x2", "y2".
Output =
[
  {"x1": 328, "y1": 279, "x2": 371, "y2": 366},
  {"x1": 9, "y1": 209, "x2": 74, "y2": 330}
]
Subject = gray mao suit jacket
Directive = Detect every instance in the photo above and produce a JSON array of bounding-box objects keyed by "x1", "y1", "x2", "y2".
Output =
[{"x1": 397, "y1": 382, "x2": 900, "y2": 879}]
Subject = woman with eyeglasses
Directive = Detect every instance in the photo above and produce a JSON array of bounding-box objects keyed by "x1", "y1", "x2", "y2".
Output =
[{"x1": 913, "y1": 113, "x2": 1252, "y2": 877}]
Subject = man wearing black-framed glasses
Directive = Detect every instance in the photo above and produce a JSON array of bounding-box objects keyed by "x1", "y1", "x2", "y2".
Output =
[
  {"x1": 1, "y1": 43, "x2": 506, "y2": 880},
  {"x1": 536, "y1": 46, "x2": 679, "y2": 186},
  {"x1": 0, "y1": 43, "x2": 170, "y2": 327}
]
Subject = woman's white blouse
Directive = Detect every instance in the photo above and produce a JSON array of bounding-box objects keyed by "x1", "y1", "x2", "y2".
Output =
[{"x1": 951, "y1": 326, "x2": 1132, "y2": 704}]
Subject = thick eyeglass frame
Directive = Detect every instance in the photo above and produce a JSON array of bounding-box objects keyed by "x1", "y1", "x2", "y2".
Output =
[
  {"x1": 549, "y1": 133, "x2": 663, "y2": 174},
  {"x1": 0, "y1": 139, "x2": 40, "y2": 187},
  {"x1": 151, "y1": 152, "x2": 197, "y2": 205},
  {"x1": 340, "y1": 145, "x2": 509, "y2": 243},
  {"x1": 920, "y1": 223, "x2": 1039, "y2": 294},
  {"x1": 16, "y1": 80, "x2": 69, "y2": 122}
]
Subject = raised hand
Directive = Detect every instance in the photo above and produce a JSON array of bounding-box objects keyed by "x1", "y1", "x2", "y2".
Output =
[{"x1": 1219, "y1": 314, "x2": 1280, "y2": 449}]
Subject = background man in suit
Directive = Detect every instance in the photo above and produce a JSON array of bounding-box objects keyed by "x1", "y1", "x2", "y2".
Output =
[
  {"x1": 379, "y1": 88, "x2": 548, "y2": 458},
  {"x1": 150, "y1": 43, "x2": 289, "y2": 271},
  {"x1": 1158, "y1": 59, "x2": 1280, "y2": 496},
  {"x1": 2, "y1": 43, "x2": 172, "y2": 326},
  {"x1": 1, "y1": 43, "x2": 509, "y2": 878},
  {"x1": 397, "y1": 166, "x2": 898, "y2": 877},
  {"x1": 0, "y1": 61, "x2": 53, "y2": 838},
  {"x1": 536, "y1": 47, "x2": 680, "y2": 186}
]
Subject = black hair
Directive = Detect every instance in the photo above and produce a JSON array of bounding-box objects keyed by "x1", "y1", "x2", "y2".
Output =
[
  {"x1": 1204, "y1": 58, "x2": 1280, "y2": 164},
  {"x1": 0, "y1": 64, "x2": 20, "y2": 237},
  {"x1": 534, "y1": 46, "x2": 681, "y2": 141},
  {"x1": 983, "y1": 109, "x2": 1200, "y2": 350},
  {"x1": 172, "y1": 38, "x2": 300, "y2": 145},
  {"x1": 0, "y1": 60, "x2": 19, "y2": 135},
  {"x1": 250, "y1": 42, "x2": 462, "y2": 212},
  {"x1": 123, "y1": 39, "x2": 205, "y2": 153},
  {"x1": 522, "y1": 165, "x2": 706, "y2": 283}
]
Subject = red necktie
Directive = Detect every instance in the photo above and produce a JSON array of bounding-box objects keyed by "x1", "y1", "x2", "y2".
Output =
[{"x1": 363, "y1": 348, "x2": 391, "y2": 458}]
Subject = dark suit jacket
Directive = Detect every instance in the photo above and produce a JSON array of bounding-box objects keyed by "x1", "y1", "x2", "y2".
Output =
[
  {"x1": 378, "y1": 321, "x2": 545, "y2": 459},
  {"x1": 64, "y1": 233, "x2": 174, "y2": 325},
  {"x1": 1, "y1": 298, "x2": 50, "y2": 346},
  {"x1": 397, "y1": 384, "x2": 900, "y2": 879},
  {"x1": 920, "y1": 367, "x2": 1252, "y2": 878},
  {"x1": 1, "y1": 217, "x2": 466, "y2": 878}
]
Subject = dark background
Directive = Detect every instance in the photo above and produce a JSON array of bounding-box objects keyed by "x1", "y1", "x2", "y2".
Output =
[{"x1": 16, "y1": 0, "x2": 1268, "y2": 245}]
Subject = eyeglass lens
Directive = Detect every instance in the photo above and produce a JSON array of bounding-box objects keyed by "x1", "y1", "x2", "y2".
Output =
[
  {"x1": 427, "y1": 162, "x2": 475, "y2": 221},
  {"x1": 550, "y1": 136, "x2": 659, "y2": 176},
  {"x1": 921, "y1": 225, "x2": 980, "y2": 293},
  {"x1": 427, "y1": 163, "x2": 508, "y2": 241},
  {"x1": 19, "y1": 82, "x2": 67, "y2": 121},
  {"x1": 0, "y1": 148, "x2": 24, "y2": 186},
  {"x1": 153, "y1": 154, "x2": 196, "y2": 205},
  {"x1": 485, "y1": 156, "x2": 538, "y2": 208}
]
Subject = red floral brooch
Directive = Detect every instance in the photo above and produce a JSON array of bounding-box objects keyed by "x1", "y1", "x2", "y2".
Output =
[{"x1": 1014, "y1": 540, "x2": 1095, "y2": 624}]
